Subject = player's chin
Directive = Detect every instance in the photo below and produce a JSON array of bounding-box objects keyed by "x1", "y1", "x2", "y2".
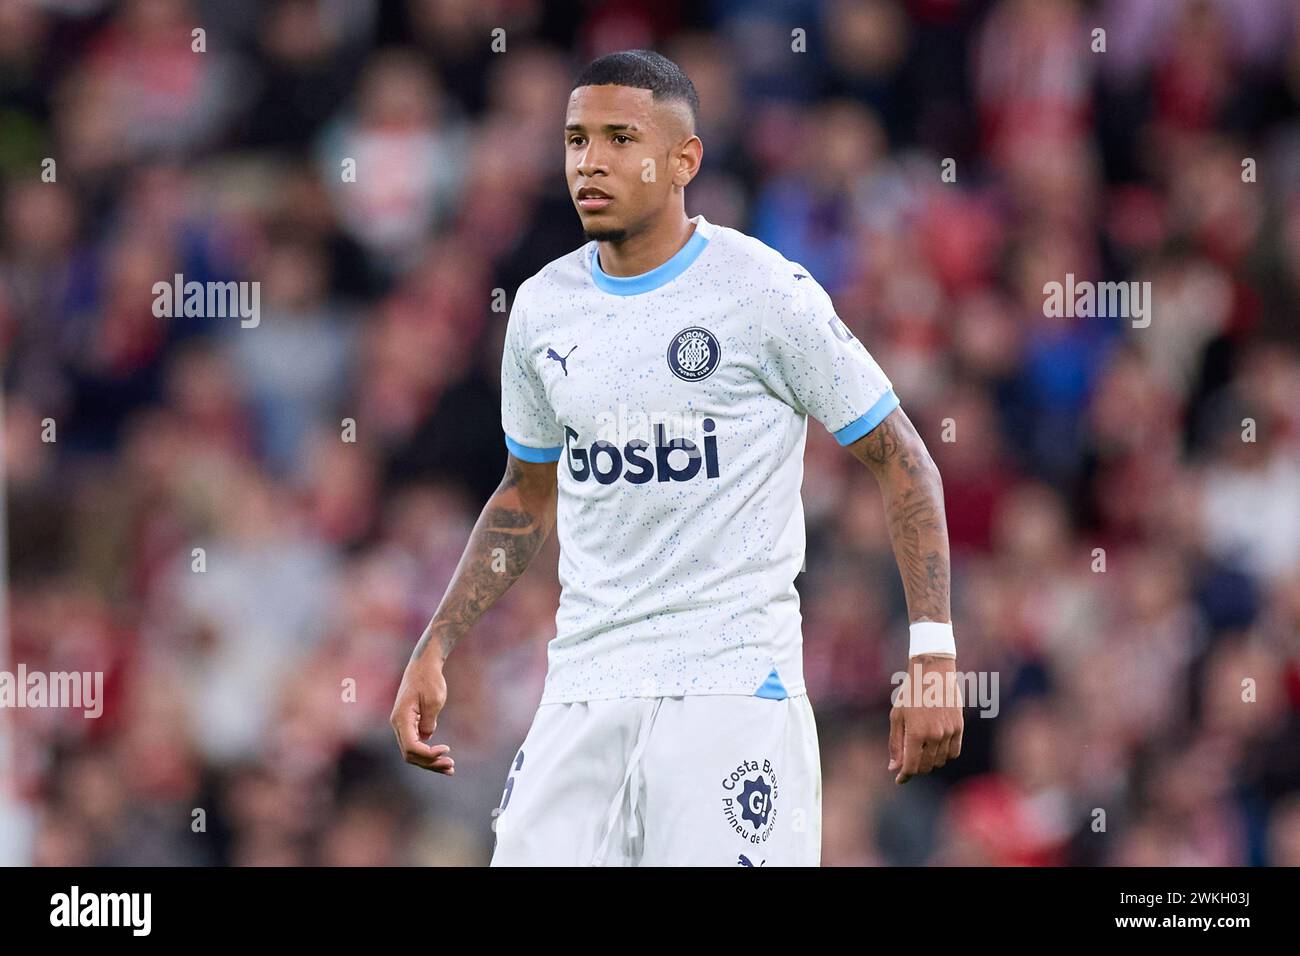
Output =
[{"x1": 579, "y1": 216, "x2": 628, "y2": 242}]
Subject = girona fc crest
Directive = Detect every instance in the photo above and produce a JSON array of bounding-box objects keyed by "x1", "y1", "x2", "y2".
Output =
[{"x1": 667, "y1": 326, "x2": 721, "y2": 382}]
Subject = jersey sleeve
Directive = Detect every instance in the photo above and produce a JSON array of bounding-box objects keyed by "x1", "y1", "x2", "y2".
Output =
[
  {"x1": 757, "y1": 263, "x2": 900, "y2": 445},
  {"x1": 500, "y1": 283, "x2": 564, "y2": 462}
]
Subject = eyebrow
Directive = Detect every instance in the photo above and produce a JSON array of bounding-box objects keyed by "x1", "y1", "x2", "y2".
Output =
[{"x1": 564, "y1": 123, "x2": 640, "y2": 133}]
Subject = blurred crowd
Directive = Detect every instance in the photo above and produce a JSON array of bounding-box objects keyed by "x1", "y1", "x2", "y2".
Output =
[{"x1": 2, "y1": 0, "x2": 1300, "y2": 866}]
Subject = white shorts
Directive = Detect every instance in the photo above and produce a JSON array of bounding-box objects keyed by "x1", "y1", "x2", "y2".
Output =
[{"x1": 489, "y1": 693, "x2": 822, "y2": 866}]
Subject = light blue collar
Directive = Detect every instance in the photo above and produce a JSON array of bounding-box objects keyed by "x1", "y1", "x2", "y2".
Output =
[{"x1": 589, "y1": 222, "x2": 710, "y2": 296}]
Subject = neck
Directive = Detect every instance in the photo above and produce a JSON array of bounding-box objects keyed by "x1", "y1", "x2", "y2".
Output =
[{"x1": 597, "y1": 211, "x2": 696, "y2": 277}]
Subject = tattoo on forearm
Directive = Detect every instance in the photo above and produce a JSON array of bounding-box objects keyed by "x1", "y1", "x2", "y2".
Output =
[
  {"x1": 859, "y1": 417, "x2": 900, "y2": 467},
  {"x1": 852, "y1": 412, "x2": 951, "y2": 624},
  {"x1": 413, "y1": 457, "x2": 554, "y2": 662}
]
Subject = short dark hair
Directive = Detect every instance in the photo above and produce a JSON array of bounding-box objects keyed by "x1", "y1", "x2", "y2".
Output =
[{"x1": 572, "y1": 49, "x2": 700, "y2": 133}]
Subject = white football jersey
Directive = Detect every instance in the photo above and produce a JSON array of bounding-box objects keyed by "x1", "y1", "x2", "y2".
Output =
[{"x1": 500, "y1": 214, "x2": 899, "y2": 704}]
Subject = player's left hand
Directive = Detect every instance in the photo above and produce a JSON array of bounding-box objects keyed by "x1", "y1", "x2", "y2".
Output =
[{"x1": 888, "y1": 654, "x2": 963, "y2": 784}]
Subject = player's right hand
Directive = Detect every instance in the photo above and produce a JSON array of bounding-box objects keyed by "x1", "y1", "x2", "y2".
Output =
[{"x1": 390, "y1": 657, "x2": 455, "y2": 774}]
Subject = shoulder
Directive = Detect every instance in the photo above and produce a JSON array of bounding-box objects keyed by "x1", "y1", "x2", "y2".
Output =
[
  {"x1": 698, "y1": 219, "x2": 790, "y2": 283},
  {"x1": 514, "y1": 241, "x2": 595, "y2": 312},
  {"x1": 701, "y1": 220, "x2": 828, "y2": 311}
]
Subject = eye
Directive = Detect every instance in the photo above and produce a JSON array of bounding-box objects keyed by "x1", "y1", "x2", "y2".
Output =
[
  {"x1": 613, "y1": 134, "x2": 632, "y2": 145},
  {"x1": 567, "y1": 134, "x2": 586, "y2": 147}
]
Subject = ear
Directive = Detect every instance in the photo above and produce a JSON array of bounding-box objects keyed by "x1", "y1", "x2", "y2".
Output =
[{"x1": 673, "y1": 135, "x2": 703, "y2": 188}]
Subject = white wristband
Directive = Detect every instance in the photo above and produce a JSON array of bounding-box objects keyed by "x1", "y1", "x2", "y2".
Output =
[{"x1": 909, "y1": 621, "x2": 956, "y2": 658}]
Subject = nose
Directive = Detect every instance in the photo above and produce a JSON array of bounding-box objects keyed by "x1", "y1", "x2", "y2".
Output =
[{"x1": 576, "y1": 141, "x2": 607, "y2": 179}]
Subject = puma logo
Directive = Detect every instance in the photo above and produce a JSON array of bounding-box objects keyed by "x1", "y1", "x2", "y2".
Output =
[{"x1": 545, "y1": 345, "x2": 577, "y2": 376}]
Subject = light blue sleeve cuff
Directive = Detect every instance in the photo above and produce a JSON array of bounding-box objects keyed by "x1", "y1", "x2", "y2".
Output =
[
  {"x1": 832, "y1": 389, "x2": 901, "y2": 446},
  {"x1": 504, "y1": 433, "x2": 563, "y2": 463}
]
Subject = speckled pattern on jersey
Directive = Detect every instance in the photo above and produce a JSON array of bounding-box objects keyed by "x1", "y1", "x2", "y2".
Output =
[{"x1": 500, "y1": 214, "x2": 900, "y2": 704}]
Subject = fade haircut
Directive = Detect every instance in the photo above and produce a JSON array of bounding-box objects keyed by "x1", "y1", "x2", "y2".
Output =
[{"x1": 572, "y1": 49, "x2": 700, "y2": 135}]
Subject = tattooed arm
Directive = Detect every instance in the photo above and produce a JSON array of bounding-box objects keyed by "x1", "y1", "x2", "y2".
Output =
[
  {"x1": 845, "y1": 406, "x2": 951, "y2": 630},
  {"x1": 390, "y1": 453, "x2": 558, "y2": 773},
  {"x1": 415, "y1": 453, "x2": 557, "y2": 663},
  {"x1": 845, "y1": 406, "x2": 962, "y2": 783}
]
